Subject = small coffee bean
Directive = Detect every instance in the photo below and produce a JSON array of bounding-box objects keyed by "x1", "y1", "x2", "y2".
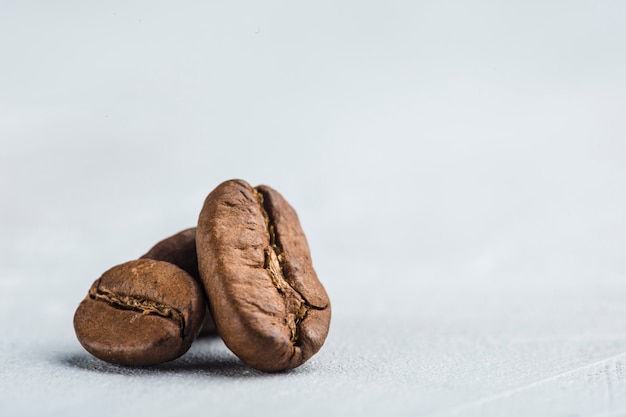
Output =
[
  {"x1": 141, "y1": 227, "x2": 216, "y2": 335},
  {"x1": 197, "y1": 179, "x2": 331, "y2": 372},
  {"x1": 73, "y1": 259, "x2": 206, "y2": 366}
]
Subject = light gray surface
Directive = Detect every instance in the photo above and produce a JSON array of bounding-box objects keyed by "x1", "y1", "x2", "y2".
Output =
[{"x1": 1, "y1": 1, "x2": 626, "y2": 416}]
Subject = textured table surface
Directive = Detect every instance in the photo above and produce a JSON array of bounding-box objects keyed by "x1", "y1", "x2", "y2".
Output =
[{"x1": 2, "y1": 1, "x2": 625, "y2": 416}]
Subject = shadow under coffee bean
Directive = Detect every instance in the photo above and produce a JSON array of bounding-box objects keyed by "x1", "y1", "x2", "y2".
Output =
[{"x1": 59, "y1": 338, "x2": 268, "y2": 378}]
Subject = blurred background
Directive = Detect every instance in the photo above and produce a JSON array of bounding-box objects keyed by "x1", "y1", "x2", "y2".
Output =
[{"x1": 1, "y1": 1, "x2": 625, "y2": 416}]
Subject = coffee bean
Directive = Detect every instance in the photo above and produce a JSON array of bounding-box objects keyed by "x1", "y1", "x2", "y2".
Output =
[
  {"x1": 197, "y1": 179, "x2": 331, "y2": 372},
  {"x1": 141, "y1": 228, "x2": 216, "y2": 335},
  {"x1": 141, "y1": 227, "x2": 200, "y2": 281},
  {"x1": 73, "y1": 259, "x2": 206, "y2": 366}
]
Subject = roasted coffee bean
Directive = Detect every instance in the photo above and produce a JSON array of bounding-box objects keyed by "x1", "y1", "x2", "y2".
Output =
[
  {"x1": 73, "y1": 259, "x2": 206, "y2": 366},
  {"x1": 197, "y1": 179, "x2": 331, "y2": 372},
  {"x1": 141, "y1": 227, "x2": 216, "y2": 335},
  {"x1": 141, "y1": 227, "x2": 200, "y2": 280}
]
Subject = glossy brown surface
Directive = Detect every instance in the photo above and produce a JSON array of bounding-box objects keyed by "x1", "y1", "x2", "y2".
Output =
[
  {"x1": 196, "y1": 179, "x2": 331, "y2": 372},
  {"x1": 141, "y1": 228, "x2": 216, "y2": 335},
  {"x1": 73, "y1": 259, "x2": 206, "y2": 366}
]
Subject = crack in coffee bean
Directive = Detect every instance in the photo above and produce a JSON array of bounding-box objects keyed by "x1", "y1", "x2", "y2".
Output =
[
  {"x1": 88, "y1": 284, "x2": 185, "y2": 338},
  {"x1": 254, "y1": 188, "x2": 314, "y2": 344}
]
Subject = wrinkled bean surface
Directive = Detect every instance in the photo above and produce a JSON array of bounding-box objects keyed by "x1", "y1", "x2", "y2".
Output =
[{"x1": 197, "y1": 179, "x2": 331, "y2": 372}]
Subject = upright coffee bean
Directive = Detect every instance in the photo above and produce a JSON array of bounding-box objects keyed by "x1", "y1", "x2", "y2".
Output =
[
  {"x1": 197, "y1": 179, "x2": 331, "y2": 372},
  {"x1": 141, "y1": 228, "x2": 216, "y2": 335},
  {"x1": 74, "y1": 259, "x2": 206, "y2": 366}
]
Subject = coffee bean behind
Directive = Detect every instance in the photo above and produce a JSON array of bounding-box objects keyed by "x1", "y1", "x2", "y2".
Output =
[
  {"x1": 196, "y1": 179, "x2": 331, "y2": 372},
  {"x1": 141, "y1": 228, "x2": 200, "y2": 281},
  {"x1": 140, "y1": 227, "x2": 216, "y2": 335}
]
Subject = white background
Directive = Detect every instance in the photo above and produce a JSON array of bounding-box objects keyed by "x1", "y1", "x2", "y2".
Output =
[{"x1": 1, "y1": 1, "x2": 625, "y2": 416}]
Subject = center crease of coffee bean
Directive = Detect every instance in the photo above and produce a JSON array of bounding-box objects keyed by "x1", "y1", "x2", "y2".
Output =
[
  {"x1": 254, "y1": 188, "x2": 318, "y2": 345},
  {"x1": 89, "y1": 285, "x2": 185, "y2": 338}
]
